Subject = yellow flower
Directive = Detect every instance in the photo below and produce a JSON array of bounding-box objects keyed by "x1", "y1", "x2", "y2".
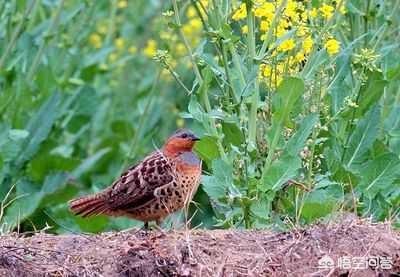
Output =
[
  {"x1": 128, "y1": 46, "x2": 137, "y2": 54},
  {"x1": 303, "y1": 36, "x2": 313, "y2": 54},
  {"x1": 232, "y1": 3, "x2": 247, "y2": 21},
  {"x1": 261, "y1": 64, "x2": 272, "y2": 77},
  {"x1": 176, "y1": 118, "x2": 185, "y2": 128},
  {"x1": 89, "y1": 33, "x2": 102, "y2": 48},
  {"x1": 319, "y1": 4, "x2": 334, "y2": 19},
  {"x1": 337, "y1": 3, "x2": 347, "y2": 14},
  {"x1": 176, "y1": 43, "x2": 186, "y2": 54},
  {"x1": 108, "y1": 53, "x2": 118, "y2": 63},
  {"x1": 189, "y1": 18, "x2": 202, "y2": 30},
  {"x1": 260, "y1": 20, "x2": 269, "y2": 32},
  {"x1": 186, "y1": 6, "x2": 197, "y2": 18},
  {"x1": 241, "y1": 25, "x2": 249, "y2": 34},
  {"x1": 254, "y1": 2, "x2": 275, "y2": 20},
  {"x1": 96, "y1": 23, "x2": 108, "y2": 35},
  {"x1": 114, "y1": 37, "x2": 125, "y2": 50},
  {"x1": 160, "y1": 31, "x2": 172, "y2": 40},
  {"x1": 295, "y1": 51, "x2": 306, "y2": 63},
  {"x1": 297, "y1": 26, "x2": 309, "y2": 37},
  {"x1": 276, "y1": 25, "x2": 286, "y2": 38},
  {"x1": 143, "y1": 39, "x2": 157, "y2": 57},
  {"x1": 325, "y1": 38, "x2": 340, "y2": 56},
  {"x1": 278, "y1": 39, "x2": 295, "y2": 52},
  {"x1": 310, "y1": 8, "x2": 318, "y2": 18},
  {"x1": 117, "y1": 0, "x2": 128, "y2": 9},
  {"x1": 284, "y1": 1, "x2": 298, "y2": 18}
]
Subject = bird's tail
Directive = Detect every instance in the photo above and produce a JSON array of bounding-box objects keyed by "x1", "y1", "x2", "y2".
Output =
[{"x1": 69, "y1": 193, "x2": 111, "y2": 217}]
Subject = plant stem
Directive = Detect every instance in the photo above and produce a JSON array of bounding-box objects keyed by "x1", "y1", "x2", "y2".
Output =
[
  {"x1": 172, "y1": 0, "x2": 203, "y2": 84},
  {"x1": 0, "y1": 0, "x2": 38, "y2": 70},
  {"x1": 221, "y1": 42, "x2": 239, "y2": 104},
  {"x1": 27, "y1": 0, "x2": 65, "y2": 80},
  {"x1": 105, "y1": 0, "x2": 118, "y2": 44},
  {"x1": 246, "y1": 2, "x2": 259, "y2": 149}
]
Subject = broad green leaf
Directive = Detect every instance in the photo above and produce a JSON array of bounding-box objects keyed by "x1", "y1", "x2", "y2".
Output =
[
  {"x1": 344, "y1": 105, "x2": 381, "y2": 171},
  {"x1": 285, "y1": 114, "x2": 318, "y2": 155},
  {"x1": 41, "y1": 172, "x2": 69, "y2": 196},
  {"x1": 301, "y1": 183, "x2": 342, "y2": 222},
  {"x1": 384, "y1": 105, "x2": 400, "y2": 154},
  {"x1": 262, "y1": 154, "x2": 301, "y2": 192},
  {"x1": 8, "y1": 129, "x2": 29, "y2": 140},
  {"x1": 222, "y1": 122, "x2": 244, "y2": 147},
  {"x1": 71, "y1": 148, "x2": 111, "y2": 179},
  {"x1": 272, "y1": 77, "x2": 304, "y2": 122},
  {"x1": 356, "y1": 153, "x2": 400, "y2": 198},
  {"x1": 16, "y1": 92, "x2": 62, "y2": 167},
  {"x1": 194, "y1": 135, "x2": 220, "y2": 167},
  {"x1": 267, "y1": 77, "x2": 305, "y2": 161},
  {"x1": 202, "y1": 159, "x2": 233, "y2": 202},
  {"x1": 188, "y1": 96, "x2": 206, "y2": 122},
  {"x1": 356, "y1": 71, "x2": 387, "y2": 117}
]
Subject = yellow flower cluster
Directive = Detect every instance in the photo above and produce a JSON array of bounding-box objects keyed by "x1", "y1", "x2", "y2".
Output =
[
  {"x1": 231, "y1": 0, "x2": 344, "y2": 88},
  {"x1": 324, "y1": 38, "x2": 340, "y2": 56}
]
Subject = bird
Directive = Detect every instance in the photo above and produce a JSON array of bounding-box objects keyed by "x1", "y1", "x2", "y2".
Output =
[{"x1": 69, "y1": 129, "x2": 202, "y2": 228}]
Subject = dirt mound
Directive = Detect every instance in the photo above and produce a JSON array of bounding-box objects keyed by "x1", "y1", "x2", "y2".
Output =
[{"x1": 0, "y1": 217, "x2": 399, "y2": 276}]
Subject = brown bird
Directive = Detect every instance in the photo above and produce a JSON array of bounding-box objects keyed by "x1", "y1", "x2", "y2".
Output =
[{"x1": 69, "y1": 129, "x2": 202, "y2": 228}]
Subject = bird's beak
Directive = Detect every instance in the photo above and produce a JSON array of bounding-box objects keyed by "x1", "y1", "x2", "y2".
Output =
[{"x1": 191, "y1": 135, "x2": 200, "y2": 141}]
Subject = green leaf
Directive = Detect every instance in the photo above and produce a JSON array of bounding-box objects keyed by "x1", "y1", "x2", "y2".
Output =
[
  {"x1": 202, "y1": 159, "x2": 233, "y2": 202},
  {"x1": 344, "y1": 105, "x2": 381, "y2": 171},
  {"x1": 8, "y1": 129, "x2": 29, "y2": 140},
  {"x1": 262, "y1": 154, "x2": 301, "y2": 192},
  {"x1": 301, "y1": 183, "x2": 342, "y2": 222},
  {"x1": 194, "y1": 135, "x2": 220, "y2": 167},
  {"x1": 188, "y1": 96, "x2": 206, "y2": 122},
  {"x1": 41, "y1": 172, "x2": 69, "y2": 196},
  {"x1": 222, "y1": 122, "x2": 244, "y2": 147},
  {"x1": 272, "y1": 77, "x2": 304, "y2": 122},
  {"x1": 356, "y1": 71, "x2": 387, "y2": 117},
  {"x1": 356, "y1": 153, "x2": 400, "y2": 198},
  {"x1": 384, "y1": 105, "x2": 400, "y2": 154},
  {"x1": 71, "y1": 148, "x2": 111, "y2": 179},
  {"x1": 266, "y1": 77, "x2": 305, "y2": 162},
  {"x1": 285, "y1": 114, "x2": 318, "y2": 155},
  {"x1": 16, "y1": 92, "x2": 62, "y2": 167}
]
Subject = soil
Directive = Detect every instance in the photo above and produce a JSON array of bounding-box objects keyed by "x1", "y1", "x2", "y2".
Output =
[{"x1": 0, "y1": 216, "x2": 399, "y2": 277}]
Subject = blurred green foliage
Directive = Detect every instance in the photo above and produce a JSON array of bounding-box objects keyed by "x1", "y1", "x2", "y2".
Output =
[{"x1": 1, "y1": 0, "x2": 399, "y2": 233}]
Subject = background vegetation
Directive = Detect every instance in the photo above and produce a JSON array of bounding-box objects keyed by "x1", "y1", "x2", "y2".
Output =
[{"x1": 0, "y1": 0, "x2": 399, "y2": 233}]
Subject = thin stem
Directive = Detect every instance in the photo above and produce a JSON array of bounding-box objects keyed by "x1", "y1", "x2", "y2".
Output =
[
  {"x1": 307, "y1": 76, "x2": 322, "y2": 185},
  {"x1": 172, "y1": 0, "x2": 203, "y2": 84},
  {"x1": 27, "y1": 0, "x2": 65, "y2": 80},
  {"x1": 228, "y1": 43, "x2": 246, "y2": 88},
  {"x1": 363, "y1": 0, "x2": 371, "y2": 47},
  {"x1": 246, "y1": 2, "x2": 259, "y2": 149},
  {"x1": 221, "y1": 41, "x2": 239, "y2": 104},
  {"x1": 0, "y1": 0, "x2": 38, "y2": 70},
  {"x1": 105, "y1": 0, "x2": 118, "y2": 44}
]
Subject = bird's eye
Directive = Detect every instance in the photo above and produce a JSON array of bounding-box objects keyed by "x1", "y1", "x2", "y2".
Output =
[{"x1": 180, "y1": 133, "x2": 188, "y2": 138}]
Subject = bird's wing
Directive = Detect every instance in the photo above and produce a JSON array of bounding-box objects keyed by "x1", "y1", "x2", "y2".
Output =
[{"x1": 105, "y1": 151, "x2": 175, "y2": 211}]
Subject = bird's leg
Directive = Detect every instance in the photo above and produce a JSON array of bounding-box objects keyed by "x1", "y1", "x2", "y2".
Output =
[{"x1": 143, "y1": 221, "x2": 149, "y2": 230}]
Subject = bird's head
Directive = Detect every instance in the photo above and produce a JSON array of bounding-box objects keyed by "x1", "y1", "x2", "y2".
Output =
[{"x1": 163, "y1": 129, "x2": 200, "y2": 156}]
